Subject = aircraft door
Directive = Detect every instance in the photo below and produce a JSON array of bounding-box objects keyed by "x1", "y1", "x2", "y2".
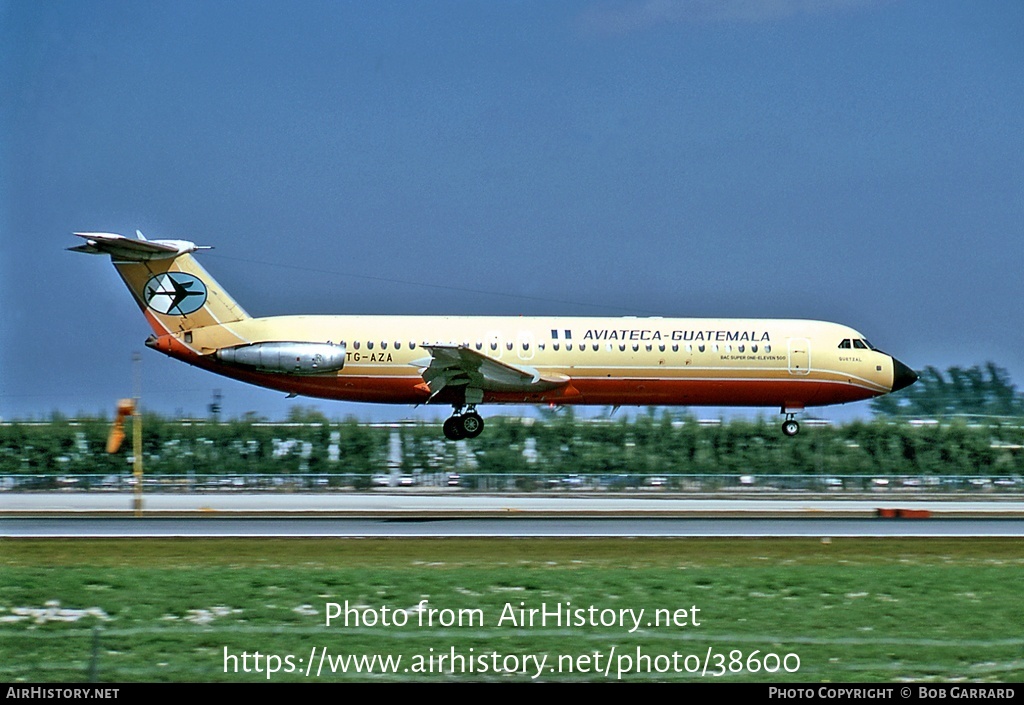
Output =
[{"x1": 788, "y1": 337, "x2": 810, "y2": 375}]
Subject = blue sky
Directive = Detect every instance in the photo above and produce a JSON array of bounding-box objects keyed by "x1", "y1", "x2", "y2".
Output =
[{"x1": 2, "y1": 0, "x2": 1022, "y2": 422}]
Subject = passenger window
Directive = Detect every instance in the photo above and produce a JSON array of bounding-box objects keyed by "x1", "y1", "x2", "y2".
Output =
[
  {"x1": 672, "y1": 344, "x2": 678, "y2": 352},
  {"x1": 475, "y1": 342, "x2": 483, "y2": 350},
  {"x1": 394, "y1": 341, "x2": 401, "y2": 350},
  {"x1": 353, "y1": 341, "x2": 360, "y2": 350},
  {"x1": 381, "y1": 342, "x2": 387, "y2": 350},
  {"x1": 632, "y1": 344, "x2": 639, "y2": 352},
  {"x1": 738, "y1": 345, "x2": 744, "y2": 353},
  {"x1": 764, "y1": 345, "x2": 771, "y2": 353},
  {"x1": 592, "y1": 344, "x2": 599, "y2": 351},
  {"x1": 506, "y1": 342, "x2": 513, "y2": 351},
  {"x1": 659, "y1": 344, "x2": 665, "y2": 352},
  {"x1": 490, "y1": 342, "x2": 498, "y2": 351},
  {"x1": 619, "y1": 344, "x2": 626, "y2": 352},
  {"x1": 698, "y1": 345, "x2": 705, "y2": 353},
  {"x1": 410, "y1": 342, "x2": 417, "y2": 350},
  {"x1": 367, "y1": 341, "x2": 374, "y2": 350},
  {"x1": 751, "y1": 344, "x2": 757, "y2": 353}
]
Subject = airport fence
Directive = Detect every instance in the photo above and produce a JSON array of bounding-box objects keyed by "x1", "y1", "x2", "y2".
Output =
[
  {"x1": 1, "y1": 472, "x2": 1022, "y2": 495},
  {"x1": 1, "y1": 412, "x2": 1023, "y2": 479}
]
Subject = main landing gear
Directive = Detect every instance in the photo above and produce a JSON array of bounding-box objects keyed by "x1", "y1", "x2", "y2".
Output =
[
  {"x1": 781, "y1": 414, "x2": 801, "y2": 437},
  {"x1": 443, "y1": 406, "x2": 485, "y2": 440}
]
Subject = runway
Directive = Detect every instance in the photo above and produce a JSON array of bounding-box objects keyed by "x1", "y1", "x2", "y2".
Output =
[
  {"x1": 3, "y1": 516, "x2": 1024, "y2": 538},
  {"x1": 3, "y1": 492, "x2": 1024, "y2": 537},
  {"x1": 5, "y1": 492, "x2": 1024, "y2": 518}
]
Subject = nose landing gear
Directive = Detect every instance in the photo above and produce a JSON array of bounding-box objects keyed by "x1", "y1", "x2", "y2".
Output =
[
  {"x1": 442, "y1": 405, "x2": 485, "y2": 440},
  {"x1": 781, "y1": 413, "x2": 801, "y2": 437},
  {"x1": 779, "y1": 403, "x2": 804, "y2": 437}
]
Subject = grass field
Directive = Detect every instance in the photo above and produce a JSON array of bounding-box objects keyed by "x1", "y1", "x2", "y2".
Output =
[{"x1": 1, "y1": 538, "x2": 1022, "y2": 682}]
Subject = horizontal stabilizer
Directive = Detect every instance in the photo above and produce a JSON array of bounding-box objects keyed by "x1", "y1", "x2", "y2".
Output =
[{"x1": 69, "y1": 232, "x2": 210, "y2": 261}]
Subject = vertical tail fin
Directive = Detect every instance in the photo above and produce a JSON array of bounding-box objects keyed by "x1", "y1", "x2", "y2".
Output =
[{"x1": 71, "y1": 232, "x2": 249, "y2": 337}]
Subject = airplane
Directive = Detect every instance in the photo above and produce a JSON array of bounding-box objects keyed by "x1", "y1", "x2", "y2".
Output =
[{"x1": 71, "y1": 231, "x2": 918, "y2": 440}]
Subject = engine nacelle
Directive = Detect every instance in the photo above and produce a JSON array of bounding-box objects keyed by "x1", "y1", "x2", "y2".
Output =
[{"x1": 215, "y1": 342, "x2": 346, "y2": 375}]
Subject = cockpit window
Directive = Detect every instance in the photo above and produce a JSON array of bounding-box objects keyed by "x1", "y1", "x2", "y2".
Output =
[{"x1": 841, "y1": 338, "x2": 877, "y2": 350}]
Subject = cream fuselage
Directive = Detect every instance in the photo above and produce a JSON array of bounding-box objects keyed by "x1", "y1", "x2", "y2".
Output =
[
  {"x1": 161, "y1": 314, "x2": 899, "y2": 409},
  {"x1": 72, "y1": 233, "x2": 915, "y2": 437}
]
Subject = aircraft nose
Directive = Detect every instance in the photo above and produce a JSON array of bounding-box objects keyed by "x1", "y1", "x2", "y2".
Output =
[{"x1": 891, "y1": 357, "x2": 918, "y2": 392}]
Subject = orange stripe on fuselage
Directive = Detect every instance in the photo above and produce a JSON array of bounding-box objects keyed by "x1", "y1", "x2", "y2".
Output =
[
  {"x1": 158, "y1": 356, "x2": 874, "y2": 410},
  {"x1": 145, "y1": 333, "x2": 880, "y2": 408}
]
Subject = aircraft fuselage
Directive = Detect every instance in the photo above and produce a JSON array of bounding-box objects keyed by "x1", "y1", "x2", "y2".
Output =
[
  {"x1": 73, "y1": 232, "x2": 917, "y2": 439},
  {"x1": 147, "y1": 313, "x2": 908, "y2": 409}
]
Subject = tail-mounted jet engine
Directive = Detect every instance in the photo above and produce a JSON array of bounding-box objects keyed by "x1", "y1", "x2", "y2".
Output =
[{"x1": 215, "y1": 342, "x2": 347, "y2": 375}]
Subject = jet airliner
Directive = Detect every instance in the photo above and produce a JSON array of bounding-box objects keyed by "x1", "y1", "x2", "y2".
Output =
[{"x1": 72, "y1": 232, "x2": 918, "y2": 439}]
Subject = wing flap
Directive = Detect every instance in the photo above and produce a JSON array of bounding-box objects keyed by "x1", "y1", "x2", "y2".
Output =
[{"x1": 415, "y1": 345, "x2": 569, "y2": 397}]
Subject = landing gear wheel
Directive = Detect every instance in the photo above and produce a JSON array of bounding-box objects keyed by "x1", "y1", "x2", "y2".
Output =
[
  {"x1": 460, "y1": 412, "x2": 484, "y2": 439},
  {"x1": 782, "y1": 419, "x2": 800, "y2": 437},
  {"x1": 443, "y1": 416, "x2": 465, "y2": 440}
]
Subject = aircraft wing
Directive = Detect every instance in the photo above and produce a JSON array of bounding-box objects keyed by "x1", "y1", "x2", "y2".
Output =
[{"x1": 414, "y1": 345, "x2": 570, "y2": 398}]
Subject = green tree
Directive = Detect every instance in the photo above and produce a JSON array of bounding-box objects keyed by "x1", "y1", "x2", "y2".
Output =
[{"x1": 872, "y1": 362, "x2": 1024, "y2": 418}]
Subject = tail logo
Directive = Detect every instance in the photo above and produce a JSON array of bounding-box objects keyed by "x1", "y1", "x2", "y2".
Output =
[{"x1": 143, "y1": 273, "x2": 208, "y2": 315}]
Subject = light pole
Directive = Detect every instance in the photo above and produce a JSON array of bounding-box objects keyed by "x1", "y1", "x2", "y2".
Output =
[{"x1": 132, "y1": 352, "x2": 143, "y2": 517}]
